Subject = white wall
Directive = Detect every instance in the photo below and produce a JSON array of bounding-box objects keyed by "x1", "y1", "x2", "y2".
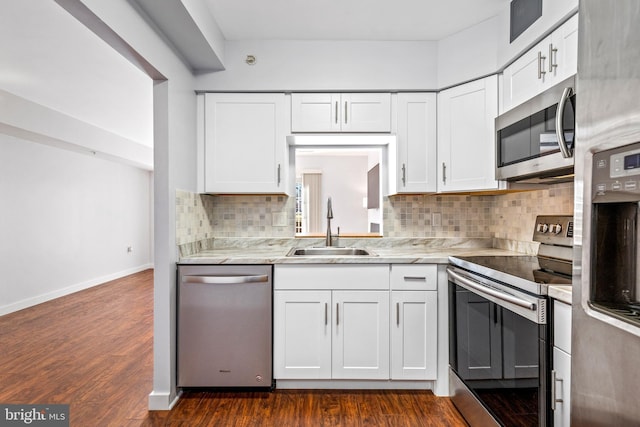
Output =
[
  {"x1": 195, "y1": 40, "x2": 438, "y2": 91},
  {"x1": 495, "y1": 0, "x2": 578, "y2": 67},
  {"x1": 65, "y1": 0, "x2": 198, "y2": 411},
  {"x1": 0, "y1": 134, "x2": 152, "y2": 315},
  {"x1": 437, "y1": 16, "x2": 500, "y2": 88},
  {"x1": 296, "y1": 154, "x2": 369, "y2": 233},
  {"x1": 0, "y1": 0, "x2": 153, "y2": 148},
  {"x1": 195, "y1": 0, "x2": 578, "y2": 93}
]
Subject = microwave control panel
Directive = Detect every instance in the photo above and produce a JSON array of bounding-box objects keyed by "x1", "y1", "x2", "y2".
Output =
[{"x1": 593, "y1": 142, "x2": 640, "y2": 196}]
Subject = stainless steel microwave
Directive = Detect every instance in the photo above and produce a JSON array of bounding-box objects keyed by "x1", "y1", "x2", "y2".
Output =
[{"x1": 496, "y1": 75, "x2": 576, "y2": 183}]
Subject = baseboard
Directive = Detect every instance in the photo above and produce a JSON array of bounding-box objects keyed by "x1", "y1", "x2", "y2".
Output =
[
  {"x1": 0, "y1": 263, "x2": 154, "y2": 316},
  {"x1": 148, "y1": 389, "x2": 181, "y2": 411},
  {"x1": 275, "y1": 380, "x2": 435, "y2": 390}
]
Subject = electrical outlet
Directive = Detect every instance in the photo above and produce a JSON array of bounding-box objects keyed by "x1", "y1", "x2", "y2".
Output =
[
  {"x1": 272, "y1": 212, "x2": 287, "y2": 227},
  {"x1": 432, "y1": 213, "x2": 442, "y2": 227}
]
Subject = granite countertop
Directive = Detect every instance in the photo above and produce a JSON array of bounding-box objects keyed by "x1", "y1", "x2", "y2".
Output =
[
  {"x1": 548, "y1": 285, "x2": 572, "y2": 305},
  {"x1": 178, "y1": 237, "x2": 528, "y2": 265}
]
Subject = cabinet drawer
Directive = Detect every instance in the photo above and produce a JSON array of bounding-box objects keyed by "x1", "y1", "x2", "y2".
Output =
[
  {"x1": 390, "y1": 264, "x2": 437, "y2": 290},
  {"x1": 274, "y1": 264, "x2": 389, "y2": 290},
  {"x1": 553, "y1": 300, "x2": 572, "y2": 354}
]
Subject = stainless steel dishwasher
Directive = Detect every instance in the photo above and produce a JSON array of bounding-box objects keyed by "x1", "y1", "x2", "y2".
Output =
[{"x1": 177, "y1": 264, "x2": 273, "y2": 389}]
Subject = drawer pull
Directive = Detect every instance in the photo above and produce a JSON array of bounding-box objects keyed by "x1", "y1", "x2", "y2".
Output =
[{"x1": 404, "y1": 276, "x2": 427, "y2": 281}]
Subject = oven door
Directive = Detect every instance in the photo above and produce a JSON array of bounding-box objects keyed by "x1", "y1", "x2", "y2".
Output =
[{"x1": 447, "y1": 266, "x2": 550, "y2": 427}]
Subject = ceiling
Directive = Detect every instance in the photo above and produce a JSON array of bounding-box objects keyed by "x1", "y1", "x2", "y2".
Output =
[
  {"x1": 131, "y1": 0, "x2": 511, "y2": 72},
  {"x1": 205, "y1": 0, "x2": 509, "y2": 41}
]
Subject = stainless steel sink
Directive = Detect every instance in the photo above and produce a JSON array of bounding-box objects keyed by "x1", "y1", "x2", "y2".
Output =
[{"x1": 286, "y1": 247, "x2": 375, "y2": 257}]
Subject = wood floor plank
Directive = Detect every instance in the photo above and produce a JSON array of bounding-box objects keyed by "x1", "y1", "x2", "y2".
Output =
[{"x1": 0, "y1": 269, "x2": 468, "y2": 426}]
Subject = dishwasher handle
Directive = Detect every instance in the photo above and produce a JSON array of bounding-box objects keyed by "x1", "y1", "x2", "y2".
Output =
[{"x1": 182, "y1": 274, "x2": 269, "y2": 285}]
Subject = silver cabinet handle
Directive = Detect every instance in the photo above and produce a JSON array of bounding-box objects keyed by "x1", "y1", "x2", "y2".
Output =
[
  {"x1": 538, "y1": 51, "x2": 547, "y2": 79},
  {"x1": 401, "y1": 163, "x2": 406, "y2": 186},
  {"x1": 335, "y1": 101, "x2": 338, "y2": 124},
  {"x1": 183, "y1": 275, "x2": 268, "y2": 284},
  {"x1": 277, "y1": 163, "x2": 281, "y2": 186},
  {"x1": 325, "y1": 302, "x2": 328, "y2": 326},
  {"x1": 396, "y1": 302, "x2": 400, "y2": 326},
  {"x1": 556, "y1": 87, "x2": 574, "y2": 158},
  {"x1": 336, "y1": 303, "x2": 340, "y2": 325},
  {"x1": 404, "y1": 276, "x2": 426, "y2": 281},
  {"x1": 344, "y1": 101, "x2": 348, "y2": 124},
  {"x1": 549, "y1": 43, "x2": 558, "y2": 72},
  {"x1": 551, "y1": 370, "x2": 564, "y2": 411},
  {"x1": 442, "y1": 162, "x2": 447, "y2": 184}
]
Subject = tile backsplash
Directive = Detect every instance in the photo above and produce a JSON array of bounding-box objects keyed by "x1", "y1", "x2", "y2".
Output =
[{"x1": 176, "y1": 183, "x2": 573, "y2": 246}]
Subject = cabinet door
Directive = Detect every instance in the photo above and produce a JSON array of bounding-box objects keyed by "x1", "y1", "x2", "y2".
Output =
[
  {"x1": 395, "y1": 93, "x2": 437, "y2": 193},
  {"x1": 291, "y1": 93, "x2": 341, "y2": 132},
  {"x1": 291, "y1": 93, "x2": 390, "y2": 133},
  {"x1": 454, "y1": 288, "x2": 502, "y2": 380},
  {"x1": 391, "y1": 291, "x2": 437, "y2": 380},
  {"x1": 204, "y1": 93, "x2": 288, "y2": 193},
  {"x1": 341, "y1": 93, "x2": 391, "y2": 132},
  {"x1": 502, "y1": 39, "x2": 547, "y2": 112},
  {"x1": 437, "y1": 76, "x2": 499, "y2": 192},
  {"x1": 332, "y1": 291, "x2": 390, "y2": 379},
  {"x1": 552, "y1": 347, "x2": 571, "y2": 427},
  {"x1": 549, "y1": 14, "x2": 579, "y2": 86},
  {"x1": 273, "y1": 290, "x2": 332, "y2": 379},
  {"x1": 502, "y1": 15, "x2": 579, "y2": 113},
  {"x1": 502, "y1": 310, "x2": 539, "y2": 379}
]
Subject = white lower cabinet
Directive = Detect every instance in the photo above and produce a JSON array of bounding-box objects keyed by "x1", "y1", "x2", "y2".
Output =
[
  {"x1": 552, "y1": 300, "x2": 572, "y2": 427},
  {"x1": 552, "y1": 346, "x2": 571, "y2": 427},
  {"x1": 332, "y1": 291, "x2": 390, "y2": 379},
  {"x1": 274, "y1": 264, "x2": 439, "y2": 384},
  {"x1": 390, "y1": 265, "x2": 438, "y2": 380},
  {"x1": 273, "y1": 290, "x2": 332, "y2": 379},
  {"x1": 390, "y1": 291, "x2": 437, "y2": 380},
  {"x1": 274, "y1": 289, "x2": 389, "y2": 380}
]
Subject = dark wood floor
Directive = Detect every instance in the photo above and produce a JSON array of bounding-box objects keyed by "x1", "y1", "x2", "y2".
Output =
[{"x1": 0, "y1": 269, "x2": 468, "y2": 426}]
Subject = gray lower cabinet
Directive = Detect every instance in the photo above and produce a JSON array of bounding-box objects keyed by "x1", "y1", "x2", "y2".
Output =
[
  {"x1": 502, "y1": 310, "x2": 539, "y2": 379},
  {"x1": 455, "y1": 289, "x2": 502, "y2": 380},
  {"x1": 455, "y1": 288, "x2": 538, "y2": 381}
]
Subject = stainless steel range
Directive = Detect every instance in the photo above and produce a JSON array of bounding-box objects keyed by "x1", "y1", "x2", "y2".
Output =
[{"x1": 447, "y1": 215, "x2": 573, "y2": 427}]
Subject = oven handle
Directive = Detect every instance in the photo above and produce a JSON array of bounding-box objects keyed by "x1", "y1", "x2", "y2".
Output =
[{"x1": 447, "y1": 268, "x2": 536, "y2": 311}]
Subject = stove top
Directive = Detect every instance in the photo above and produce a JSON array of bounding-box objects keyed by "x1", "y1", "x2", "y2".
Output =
[
  {"x1": 449, "y1": 255, "x2": 572, "y2": 296},
  {"x1": 449, "y1": 215, "x2": 574, "y2": 296},
  {"x1": 449, "y1": 255, "x2": 571, "y2": 295}
]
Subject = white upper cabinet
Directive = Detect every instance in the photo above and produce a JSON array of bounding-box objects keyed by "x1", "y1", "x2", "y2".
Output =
[
  {"x1": 502, "y1": 14, "x2": 578, "y2": 113},
  {"x1": 291, "y1": 93, "x2": 391, "y2": 133},
  {"x1": 437, "y1": 75, "x2": 499, "y2": 192},
  {"x1": 204, "y1": 93, "x2": 289, "y2": 194},
  {"x1": 395, "y1": 93, "x2": 437, "y2": 193}
]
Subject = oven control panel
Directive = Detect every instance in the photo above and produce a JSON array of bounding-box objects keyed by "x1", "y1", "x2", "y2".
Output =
[
  {"x1": 533, "y1": 215, "x2": 574, "y2": 246},
  {"x1": 593, "y1": 141, "x2": 640, "y2": 197}
]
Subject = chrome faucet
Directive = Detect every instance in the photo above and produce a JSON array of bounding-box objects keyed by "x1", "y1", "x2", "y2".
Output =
[{"x1": 326, "y1": 197, "x2": 334, "y2": 247}]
